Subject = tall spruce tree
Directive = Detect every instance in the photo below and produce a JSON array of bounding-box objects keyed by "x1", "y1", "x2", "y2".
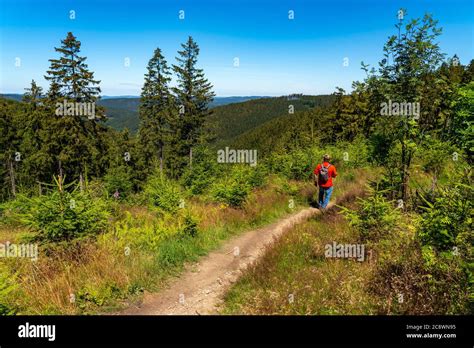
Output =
[
  {"x1": 22, "y1": 80, "x2": 43, "y2": 107},
  {"x1": 138, "y1": 48, "x2": 173, "y2": 175},
  {"x1": 20, "y1": 80, "x2": 50, "y2": 191},
  {"x1": 172, "y1": 36, "x2": 215, "y2": 174},
  {"x1": 44, "y1": 32, "x2": 106, "y2": 182},
  {"x1": 45, "y1": 32, "x2": 101, "y2": 101}
]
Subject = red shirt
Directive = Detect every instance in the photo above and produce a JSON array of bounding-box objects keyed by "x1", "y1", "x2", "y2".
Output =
[{"x1": 314, "y1": 162, "x2": 337, "y2": 188}]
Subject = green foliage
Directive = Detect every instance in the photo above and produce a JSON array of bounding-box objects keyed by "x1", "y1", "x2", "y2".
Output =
[
  {"x1": 75, "y1": 282, "x2": 123, "y2": 311},
  {"x1": 114, "y1": 211, "x2": 180, "y2": 251},
  {"x1": 417, "y1": 136, "x2": 459, "y2": 177},
  {"x1": 211, "y1": 177, "x2": 250, "y2": 207},
  {"x1": 210, "y1": 165, "x2": 266, "y2": 207},
  {"x1": 267, "y1": 149, "x2": 312, "y2": 180},
  {"x1": 137, "y1": 47, "x2": 173, "y2": 172},
  {"x1": 450, "y1": 82, "x2": 474, "y2": 160},
  {"x1": 0, "y1": 264, "x2": 16, "y2": 315},
  {"x1": 343, "y1": 136, "x2": 370, "y2": 168},
  {"x1": 144, "y1": 174, "x2": 183, "y2": 212},
  {"x1": 181, "y1": 147, "x2": 221, "y2": 195},
  {"x1": 417, "y1": 184, "x2": 473, "y2": 251},
  {"x1": 180, "y1": 213, "x2": 199, "y2": 238},
  {"x1": 340, "y1": 185, "x2": 401, "y2": 240},
  {"x1": 1, "y1": 179, "x2": 109, "y2": 243},
  {"x1": 103, "y1": 166, "x2": 133, "y2": 199}
]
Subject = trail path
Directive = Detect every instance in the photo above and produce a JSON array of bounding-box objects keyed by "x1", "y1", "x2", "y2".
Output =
[{"x1": 120, "y1": 204, "x2": 331, "y2": 315}]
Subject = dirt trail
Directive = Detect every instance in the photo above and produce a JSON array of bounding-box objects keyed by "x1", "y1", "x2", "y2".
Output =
[{"x1": 120, "y1": 204, "x2": 330, "y2": 315}]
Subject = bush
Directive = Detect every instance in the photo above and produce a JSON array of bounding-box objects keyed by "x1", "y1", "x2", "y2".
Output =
[
  {"x1": 145, "y1": 174, "x2": 183, "y2": 212},
  {"x1": 369, "y1": 133, "x2": 394, "y2": 166},
  {"x1": 103, "y1": 166, "x2": 134, "y2": 199},
  {"x1": 211, "y1": 177, "x2": 250, "y2": 207},
  {"x1": 340, "y1": 184, "x2": 400, "y2": 241},
  {"x1": 210, "y1": 164, "x2": 265, "y2": 207},
  {"x1": 1, "y1": 179, "x2": 110, "y2": 243},
  {"x1": 344, "y1": 136, "x2": 370, "y2": 168},
  {"x1": 113, "y1": 211, "x2": 180, "y2": 252},
  {"x1": 181, "y1": 147, "x2": 221, "y2": 195},
  {"x1": 180, "y1": 213, "x2": 199, "y2": 238},
  {"x1": 417, "y1": 184, "x2": 473, "y2": 252},
  {"x1": 267, "y1": 149, "x2": 312, "y2": 180},
  {"x1": 0, "y1": 264, "x2": 16, "y2": 315},
  {"x1": 232, "y1": 165, "x2": 267, "y2": 189}
]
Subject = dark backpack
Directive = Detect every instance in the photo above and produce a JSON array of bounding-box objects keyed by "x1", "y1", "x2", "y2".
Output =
[{"x1": 318, "y1": 163, "x2": 331, "y2": 182}]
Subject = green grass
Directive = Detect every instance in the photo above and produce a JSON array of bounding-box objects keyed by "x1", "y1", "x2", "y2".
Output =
[
  {"x1": 0, "y1": 176, "x2": 317, "y2": 314},
  {"x1": 221, "y1": 183, "x2": 379, "y2": 315}
]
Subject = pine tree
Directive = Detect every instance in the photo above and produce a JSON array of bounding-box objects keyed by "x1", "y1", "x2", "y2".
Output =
[
  {"x1": 138, "y1": 48, "x2": 173, "y2": 175},
  {"x1": 43, "y1": 32, "x2": 106, "y2": 182},
  {"x1": 45, "y1": 32, "x2": 101, "y2": 102},
  {"x1": 22, "y1": 80, "x2": 43, "y2": 107},
  {"x1": 172, "y1": 36, "x2": 215, "y2": 174},
  {"x1": 0, "y1": 99, "x2": 21, "y2": 198},
  {"x1": 20, "y1": 80, "x2": 50, "y2": 190}
]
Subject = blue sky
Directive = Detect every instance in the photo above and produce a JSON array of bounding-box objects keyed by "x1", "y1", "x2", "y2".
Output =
[{"x1": 1, "y1": 0, "x2": 473, "y2": 96}]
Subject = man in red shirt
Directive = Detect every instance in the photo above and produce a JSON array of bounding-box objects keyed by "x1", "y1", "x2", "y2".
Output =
[{"x1": 313, "y1": 154, "x2": 337, "y2": 209}]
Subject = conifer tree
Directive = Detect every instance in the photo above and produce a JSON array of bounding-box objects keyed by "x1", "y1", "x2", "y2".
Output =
[
  {"x1": 172, "y1": 36, "x2": 215, "y2": 174},
  {"x1": 22, "y1": 80, "x2": 43, "y2": 107},
  {"x1": 45, "y1": 32, "x2": 101, "y2": 102},
  {"x1": 20, "y1": 80, "x2": 50, "y2": 190},
  {"x1": 44, "y1": 32, "x2": 106, "y2": 181},
  {"x1": 138, "y1": 48, "x2": 173, "y2": 175}
]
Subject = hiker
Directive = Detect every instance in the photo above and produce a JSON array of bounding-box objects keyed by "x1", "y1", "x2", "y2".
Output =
[{"x1": 313, "y1": 154, "x2": 337, "y2": 209}]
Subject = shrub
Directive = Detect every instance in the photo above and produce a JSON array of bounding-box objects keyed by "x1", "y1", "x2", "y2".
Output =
[
  {"x1": 1, "y1": 179, "x2": 110, "y2": 243},
  {"x1": 211, "y1": 177, "x2": 250, "y2": 207},
  {"x1": 340, "y1": 185, "x2": 400, "y2": 241},
  {"x1": 369, "y1": 133, "x2": 394, "y2": 166},
  {"x1": 232, "y1": 165, "x2": 267, "y2": 189},
  {"x1": 344, "y1": 136, "x2": 369, "y2": 168},
  {"x1": 103, "y1": 166, "x2": 134, "y2": 199},
  {"x1": 180, "y1": 213, "x2": 199, "y2": 238},
  {"x1": 145, "y1": 174, "x2": 183, "y2": 212},
  {"x1": 114, "y1": 211, "x2": 179, "y2": 251},
  {"x1": 417, "y1": 184, "x2": 473, "y2": 252},
  {"x1": 181, "y1": 147, "x2": 221, "y2": 195},
  {"x1": 267, "y1": 149, "x2": 312, "y2": 180},
  {"x1": 0, "y1": 264, "x2": 16, "y2": 315},
  {"x1": 416, "y1": 183, "x2": 473, "y2": 314}
]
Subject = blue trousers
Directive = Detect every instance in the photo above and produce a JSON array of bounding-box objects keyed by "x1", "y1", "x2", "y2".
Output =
[{"x1": 318, "y1": 186, "x2": 333, "y2": 208}]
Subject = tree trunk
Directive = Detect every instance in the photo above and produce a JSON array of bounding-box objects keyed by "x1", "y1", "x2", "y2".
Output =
[
  {"x1": 189, "y1": 147, "x2": 193, "y2": 168},
  {"x1": 159, "y1": 145, "x2": 163, "y2": 173},
  {"x1": 9, "y1": 159, "x2": 16, "y2": 197},
  {"x1": 58, "y1": 160, "x2": 63, "y2": 180},
  {"x1": 431, "y1": 174, "x2": 437, "y2": 191},
  {"x1": 79, "y1": 173, "x2": 84, "y2": 191}
]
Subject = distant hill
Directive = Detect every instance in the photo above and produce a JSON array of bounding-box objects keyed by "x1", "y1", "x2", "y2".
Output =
[
  {"x1": 209, "y1": 95, "x2": 335, "y2": 146},
  {"x1": 0, "y1": 94, "x2": 335, "y2": 145},
  {"x1": 97, "y1": 98, "x2": 141, "y2": 132},
  {"x1": 0, "y1": 94, "x2": 267, "y2": 134},
  {"x1": 0, "y1": 94, "x2": 23, "y2": 102}
]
